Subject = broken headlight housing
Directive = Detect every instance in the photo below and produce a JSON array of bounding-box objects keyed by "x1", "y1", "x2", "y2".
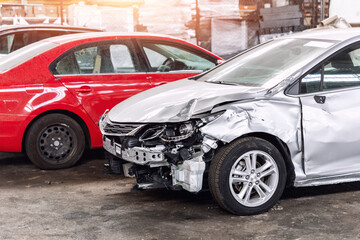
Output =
[
  {"x1": 200, "y1": 110, "x2": 225, "y2": 124},
  {"x1": 160, "y1": 122, "x2": 195, "y2": 142},
  {"x1": 179, "y1": 122, "x2": 194, "y2": 135}
]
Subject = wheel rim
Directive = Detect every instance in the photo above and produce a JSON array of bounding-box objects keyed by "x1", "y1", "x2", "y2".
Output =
[
  {"x1": 38, "y1": 124, "x2": 74, "y2": 164},
  {"x1": 229, "y1": 150, "x2": 279, "y2": 207}
]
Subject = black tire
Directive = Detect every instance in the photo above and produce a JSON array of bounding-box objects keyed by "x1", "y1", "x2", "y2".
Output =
[
  {"x1": 25, "y1": 113, "x2": 85, "y2": 169},
  {"x1": 209, "y1": 137, "x2": 287, "y2": 215}
]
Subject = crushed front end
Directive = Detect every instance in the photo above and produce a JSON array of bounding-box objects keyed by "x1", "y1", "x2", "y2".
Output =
[{"x1": 99, "y1": 112, "x2": 221, "y2": 192}]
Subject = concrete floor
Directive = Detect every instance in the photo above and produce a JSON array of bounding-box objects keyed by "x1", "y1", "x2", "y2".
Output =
[{"x1": 1, "y1": 150, "x2": 360, "y2": 240}]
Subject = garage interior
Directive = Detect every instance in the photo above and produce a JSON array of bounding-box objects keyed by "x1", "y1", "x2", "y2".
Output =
[
  {"x1": 0, "y1": 0, "x2": 340, "y2": 58},
  {"x1": 1, "y1": 0, "x2": 360, "y2": 239}
]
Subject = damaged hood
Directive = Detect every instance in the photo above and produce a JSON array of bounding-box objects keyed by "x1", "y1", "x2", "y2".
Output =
[{"x1": 108, "y1": 79, "x2": 266, "y2": 123}]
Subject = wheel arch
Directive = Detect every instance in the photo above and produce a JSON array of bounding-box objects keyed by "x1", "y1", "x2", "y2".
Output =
[
  {"x1": 22, "y1": 109, "x2": 91, "y2": 152},
  {"x1": 230, "y1": 132, "x2": 296, "y2": 187}
]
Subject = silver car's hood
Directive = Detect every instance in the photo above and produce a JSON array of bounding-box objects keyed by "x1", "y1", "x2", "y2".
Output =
[{"x1": 108, "y1": 79, "x2": 266, "y2": 123}]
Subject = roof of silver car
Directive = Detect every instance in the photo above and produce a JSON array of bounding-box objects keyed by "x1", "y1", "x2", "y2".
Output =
[{"x1": 282, "y1": 28, "x2": 360, "y2": 41}]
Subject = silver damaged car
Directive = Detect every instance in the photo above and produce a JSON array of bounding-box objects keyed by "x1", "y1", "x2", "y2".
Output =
[{"x1": 100, "y1": 28, "x2": 360, "y2": 215}]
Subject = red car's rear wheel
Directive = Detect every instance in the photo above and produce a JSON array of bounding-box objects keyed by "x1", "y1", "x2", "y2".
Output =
[{"x1": 25, "y1": 114, "x2": 85, "y2": 169}]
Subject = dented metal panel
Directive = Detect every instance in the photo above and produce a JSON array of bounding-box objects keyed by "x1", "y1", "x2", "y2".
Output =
[
  {"x1": 108, "y1": 79, "x2": 266, "y2": 123},
  {"x1": 298, "y1": 87, "x2": 360, "y2": 186},
  {"x1": 200, "y1": 92, "x2": 305, "y2": 182}
]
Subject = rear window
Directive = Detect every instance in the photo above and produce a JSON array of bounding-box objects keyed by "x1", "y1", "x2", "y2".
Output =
[{"x1": 0, "y1": 40, "x2": 57, "y2": 72}]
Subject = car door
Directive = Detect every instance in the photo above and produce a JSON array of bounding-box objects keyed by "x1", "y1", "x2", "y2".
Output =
[
  {"x1": 299, "y1": 42, "x2": 360, "y2": 178},
  {"x1": 51, "y1": 39, "x2": 152, "y2": 125},
  {"x1": 136, "y1": 39, "x2": 218, "y2": 87}
]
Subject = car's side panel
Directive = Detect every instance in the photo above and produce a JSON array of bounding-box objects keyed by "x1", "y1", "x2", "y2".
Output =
[
  {"x1": 200, "y1": 94, "x2": 304, "y2": 181},
  {"x1": 59, "y1": 74, "x2": 152, "y2": 125},
  {"x1": 53, "y1": 39, "x2": 153, "y2": 126},
  {"x1": 0, "y1": 45, "x2": 102, "y2": 152},
  {"x1": 0, "y1": 52, "x2": 53, "y2": 151},
  {"x1": 300, "y1": 88, "x2": 360, "y2": 178},
  {"x1": 0, "y1": 81, "x2": 103, "y2": 151}
]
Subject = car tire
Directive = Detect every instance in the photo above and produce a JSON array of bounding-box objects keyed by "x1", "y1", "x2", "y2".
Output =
[
  {"x1": 25, "y1": 114, "x2": 85, "y2": 170},
  {"x1": 209, "y1": 137, "x2": 286, "y2": 215}
]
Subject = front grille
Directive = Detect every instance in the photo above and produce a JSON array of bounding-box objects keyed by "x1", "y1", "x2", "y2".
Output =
[{"x1": 103, "y1": 123, "x2": 145, "y2": 136}]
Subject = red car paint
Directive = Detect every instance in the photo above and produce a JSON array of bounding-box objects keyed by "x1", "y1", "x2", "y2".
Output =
[{"x1": 0, "y1": 32, "x2": 223, "y2": 153}]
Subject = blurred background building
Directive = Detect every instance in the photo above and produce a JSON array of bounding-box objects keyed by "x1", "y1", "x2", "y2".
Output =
[{"x1": 0, "y1": 0, "x2": 358, "y2": 58}]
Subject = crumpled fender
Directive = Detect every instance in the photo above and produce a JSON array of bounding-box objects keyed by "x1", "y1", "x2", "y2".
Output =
[{"x1": 200, "y1": 93, "x2": 306, "y2": 182}]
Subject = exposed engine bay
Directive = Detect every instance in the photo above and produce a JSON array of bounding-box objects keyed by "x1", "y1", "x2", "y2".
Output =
[{"x1": 100, "y1": 113, "x2": 221, "y2": 192}]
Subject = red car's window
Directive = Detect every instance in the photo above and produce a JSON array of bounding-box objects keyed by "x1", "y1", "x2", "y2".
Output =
[
  {"x1": 110, "y1": 45, "x2": 137, "y2": 73},
  {"x1": 74, "y1": 46, "x2": 98, "y2": 74},
  {"x1": 54, "y1": 42, "x2": 139, "y2": 75},
  {"x1": 56, "y1": 53, "x2": 78, "y2": 75},
  {"x1": 142, "y1": 43, "x2": 216, "y2": 73}
]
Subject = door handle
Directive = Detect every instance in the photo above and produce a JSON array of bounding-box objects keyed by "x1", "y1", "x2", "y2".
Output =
[
  {"x1": 75, "y1": 86, "x2": 92, "y2": 93},
  {"x1": 314, "y1": 95, "x2": 326, "y2": 104}
]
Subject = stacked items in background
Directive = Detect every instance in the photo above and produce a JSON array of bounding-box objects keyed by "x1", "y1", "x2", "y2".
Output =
[
  {"x1": 188, "y1": 0, "x2": 259, "y2": 59},
  {"x1": 68, "y1": 4, "x2": 134, "y2": 32},
  {"x1": 68, "y1": 0, "x2": 194, "y2": 39},
  {"x1": 0, "y1": 3, "x2": 61, "y2": 25},
  {"x1": 138, "y1": 0, "x2": 193, "y2": 40},
  {"x1": 302, "y1": 0, "x2": 329, "y2": 27},
  {"x1": 259, "y1": 4, "x2": 305, "y2": 43}
]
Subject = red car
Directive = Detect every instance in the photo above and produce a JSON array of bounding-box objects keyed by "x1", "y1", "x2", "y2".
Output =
[{"x1": 0, "y1": 32, "x2": 223, "y2": 169}]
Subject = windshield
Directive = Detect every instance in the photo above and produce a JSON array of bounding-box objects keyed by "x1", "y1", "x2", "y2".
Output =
[
  {"x1": 198, "y1": 38, "x2": 337, "y2": 87},
  {"x1": 0, "y1": 40, "x2": 57, "y2": 72}
]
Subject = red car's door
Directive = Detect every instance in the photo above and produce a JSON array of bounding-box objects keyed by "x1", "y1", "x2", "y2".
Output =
[
  {"x1": 51, "y1": 39, "x2": 151, "y2": 125},
  {"x1": 136, "y1": 39, "x2": 219, "y2": 87}
]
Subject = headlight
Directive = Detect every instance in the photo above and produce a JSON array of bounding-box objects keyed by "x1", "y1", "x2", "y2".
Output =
[
  {"x1": 179, "y1": 122, "x2": 194, "y2": 135},
  {"x1": 201, "y1": 110, "x2": 225, "y2": 124}
]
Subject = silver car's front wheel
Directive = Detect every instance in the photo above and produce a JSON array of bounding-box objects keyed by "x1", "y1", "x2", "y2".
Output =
[
  {"x1": 229, "y1": 150, "x2": 279, "y2": 208},
  {"x1": 209, "y1": 137, "x2": 286, "y2": 215}
]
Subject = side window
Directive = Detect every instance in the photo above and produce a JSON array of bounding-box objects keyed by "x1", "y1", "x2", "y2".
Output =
[
  {"x1": 322, "y1": 49, "x2": 360, "y2": 91},
  {"x1": 55, "y1": 53, "x2": 78, "y2": 75},
  {"x1": 299, "y1": 44, "x2": 360, "y2": 94},
  {"x1": 0, "y1": 34, "x2": 15, "y2": 54},
  {"x1": 74, "y1": 46, "x2": 98, "y2": 74},
  {"x1": 300, "y1": 67, "x2": 322, "y2": 94},
  {"x1": 12, "y1": 31, "x2": 36, "y2": 51},
  {"x1": 144, "y1": 47, "x2": 166, "y2": 69},
  {"x1": 142, "y1": 42, "x2": 215, "y2": 72},
  {"x1": 54, "y1": 42, "x2": 138, "y2": 75},
  {"x1": 110, "y1": 44, "x2": 137, "y2": 73}
]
